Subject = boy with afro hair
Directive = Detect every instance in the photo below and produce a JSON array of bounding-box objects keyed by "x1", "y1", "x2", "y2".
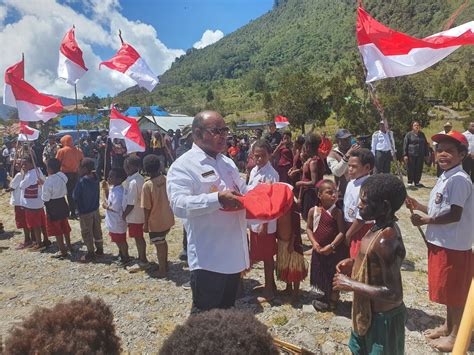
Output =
[{"x1": 2, "y1": 296, "x2": 121, "y2": 354}]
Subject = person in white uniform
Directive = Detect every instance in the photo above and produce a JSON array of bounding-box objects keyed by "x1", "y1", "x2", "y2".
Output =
[{"x1": 371, "y1": 120, "x2": 396, "y2": 174}]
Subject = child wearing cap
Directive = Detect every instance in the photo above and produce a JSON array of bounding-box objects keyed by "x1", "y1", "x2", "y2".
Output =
[{"x1": 407, "y1": 130, "x2": 473, "y2": 353}]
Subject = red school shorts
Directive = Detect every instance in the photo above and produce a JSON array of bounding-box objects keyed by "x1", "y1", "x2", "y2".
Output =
[
  {"x1": 14, "y1": 206, "x2": 27, "y2": 229},
  {"x1": 428, "y1": 243, "x2": 473, "y2": 308},
  {"x1": 128, "y1": 223, "x2": 144, "y2": 238},
  {"x1": 24, "y1": 208, "x2": 46, "y2": 229},
  {"x1": 249, "y1": 230, "x2": 277, "y2": 263},
  {"x1": 109, "y1": 232, "x2": 127, "y2": 244},
  {"x1": 46, "y1": 218, "x2": 71, "y2": 237},
  {"x1": 348, "y1": 222, "x2": 374, "y2": 259}
]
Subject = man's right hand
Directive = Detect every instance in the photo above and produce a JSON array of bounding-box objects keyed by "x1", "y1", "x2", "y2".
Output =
[
  {"x1": 336, "y1": 258, "x2": 354, "y2": 276},
  {"x1": 218, "y1": 190, "x2": 243, "y2": 210},
  {"x1": 345, "y1": 143, "x2": 360, "y2": 159}
]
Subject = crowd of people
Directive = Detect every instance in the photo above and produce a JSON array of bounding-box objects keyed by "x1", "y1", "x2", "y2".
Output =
[{"x1": 0, "y1": 113, "x2": 473, "y2": 354}]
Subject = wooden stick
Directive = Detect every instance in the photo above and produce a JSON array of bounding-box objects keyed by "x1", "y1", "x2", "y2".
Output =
[
  {"x1": 10, "y1": 140, "x2": 19, "y2": 177},
  {"x1": 103, "y1": 137, "x2": 109, "y2": 180},
  {"x1": 452, "y1": 276, "x2": 474, "y2": 355},
  {"x1": 273, "y1": 338, "x2": 312, "y2": 354}
]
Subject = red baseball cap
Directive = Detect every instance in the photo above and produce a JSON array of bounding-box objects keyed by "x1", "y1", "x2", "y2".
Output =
[{"x1": 431, "y1": 130, "x2": 468, "y2": 147}]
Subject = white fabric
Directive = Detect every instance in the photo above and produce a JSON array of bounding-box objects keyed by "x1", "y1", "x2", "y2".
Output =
[
  {"x1": 16, "y1": 100, "x2": 58, "y2": 122},
  {"x1": 247, "y1": 162, "x2": 279, "y2": 233},
  {"x1": 125, "y1": 57, "x2": 159, "y2": 92},
  {"x1": 3, "y1": 83, "x2": 16, "y2": 107},
  {"x1": 426, "y1": 165, "x2": 473, "y2": 251},
  {"x1": 463, "y1": 130, "x2": 474, "y2": 154},
  {"x1": 371, "y1": 130, "x2": 395, "y2": 155},
  {"x1": 18, "y1": 125, "x2": 40, "y2": 142},
  {"x1": 20, "y1": 168, "x2": 45, "y2": 209},
  {"x1": 327, "y1": 148, "x2": 349, "y2": 178},
  {"x1": 122, "y1": 172, "x2": 145, "y2": 224},
  {"x1": 41, "y1": 172, "x2": 68, "y2": 202},
  {"x1": 9, "y1": 172, "x2": 23, "y2": 206},
  {"x1": 109, "y1": 118, "x2": 145, "y2": 153},
  {"x1": 167, "y1": 143, "x2": 249, "y2": 274},
  {"x1": 343, "y1": 175, "x2": 369, "y2": 223},
  {"x1": 57, "y1": 51, "x2": 87, "y2": 85},
  {"x1": 105, "y1": 185, "x2": 127, "y2": 234},
  {"x1": 275, "y1": 121, "x2": 289, "y2": 129}
]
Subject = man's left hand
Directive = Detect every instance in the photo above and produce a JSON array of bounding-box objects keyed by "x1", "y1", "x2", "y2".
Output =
[{"x1": 333, "y1": 273, "x2": 353, "y2": 291}]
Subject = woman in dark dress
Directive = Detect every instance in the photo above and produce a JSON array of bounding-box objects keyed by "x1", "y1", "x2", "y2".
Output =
[
  {"x1": 273, "y1": 131, "x2": 293, "y2": 183},
  {"x1": 403, "y1": 121, "x2": 429, "y2": 187}
]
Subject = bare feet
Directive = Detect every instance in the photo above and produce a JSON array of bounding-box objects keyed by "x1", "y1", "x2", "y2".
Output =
[
  {"x1": 429, "y1": 335, "x2": 456, "y2": 352},
  {"x1": 257, "y1": 290, "x2": 275, "y2": 304},
  {"x1": 423, "y1": 325, "x2": 449, "y2": 339}
]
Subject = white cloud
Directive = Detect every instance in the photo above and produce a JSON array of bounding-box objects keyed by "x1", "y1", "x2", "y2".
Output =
[
  {"x1": 193, "y1": 29, "x2": 224, "y2": 49},
  {"x1": 0, "y1": 0, "x2": 185, "y2": 99}
]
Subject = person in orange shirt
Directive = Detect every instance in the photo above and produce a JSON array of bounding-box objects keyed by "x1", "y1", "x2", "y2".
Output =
[{"x1": 56, "y1": 135, "x2": 84, "y2": 219}]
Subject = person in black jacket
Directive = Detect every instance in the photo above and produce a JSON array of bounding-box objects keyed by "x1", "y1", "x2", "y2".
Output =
[{"x1": 403, "y1": 121, "x2": 429, "y2": 187}]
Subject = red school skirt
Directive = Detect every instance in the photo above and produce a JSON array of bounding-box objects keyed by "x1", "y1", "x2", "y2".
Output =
[
  {"x1": 249, "y1": 230, "x2": 277, "y2": 263},
  {"x1": 428, "y1": 243, "x2": 473, "y2": 308},
  {"x1": 24, "y1": 208, "x2": 46, "y2": 229},
  {"x1": 14, "y1": 206, "x2": 27, "y2": 229},
  {"x1": 46, "y1": 218, "x2": 71, "y2": 237}
]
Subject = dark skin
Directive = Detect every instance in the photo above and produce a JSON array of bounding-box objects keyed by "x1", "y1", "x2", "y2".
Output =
[
  {"x1": 333, "y1": 189, "x2": 405, "y2": 313},
  {"x1": 295, "y1": 144, "x2": 320, "y2": 189}
]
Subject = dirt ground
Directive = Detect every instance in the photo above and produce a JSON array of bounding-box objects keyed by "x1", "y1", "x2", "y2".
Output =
[{"x1": 0, "y1": 174, "x2": 472, "y2": 354}]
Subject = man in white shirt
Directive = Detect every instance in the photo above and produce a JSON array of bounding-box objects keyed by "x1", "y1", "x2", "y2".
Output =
[
  {"x1": 167, "y1": 111, "x2": 248, "y2": 313},
  {"x1": 371, "y1": 121, "x2": 396, "y2": 174},
  {"x1": 462, "y1": 121, "x2": 474, "y2": 182}
]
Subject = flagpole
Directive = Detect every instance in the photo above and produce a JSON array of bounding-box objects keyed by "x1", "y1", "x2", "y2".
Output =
[{"x1": 74, "y1": 83, "x2": 79, "y2": 143}]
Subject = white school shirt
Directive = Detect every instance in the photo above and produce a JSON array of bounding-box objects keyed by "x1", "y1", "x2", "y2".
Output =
[
  {"x1": 426, "y1": 165, "x2": 473, "y2": 251},
  {"x1": 463, "y1": 130, "x2": 474, "y2": 155},
  {"x1": 167, "y1": 143, "x2": 249, "y2": 274},
  {"x1": 20, "y1": 169, "x2": 45, "y2": 209},
  {"x1": 343, "y1": 175, "x2": 369, "y2": 223},
  {"x1": 371, "y1": 130, "x2": 395, "y2": 155},
  {"x1": 9, "y1": 172, "x2": 23, "y2": 206},
  {"x1": 105, "y1": 185, "x2": 127, "y2": 234},
  {"x1": 122, "y1": 172, "x2": 145, "y2": 224},
  {"x1": 42, "y1": 172, "x2": 68, "y2": 202},
  {"x1": 247, "y1": 162, "x2": 279, "y2": 233}
]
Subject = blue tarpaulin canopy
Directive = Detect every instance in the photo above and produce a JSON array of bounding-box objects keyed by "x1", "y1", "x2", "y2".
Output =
[
  {"x1": 58, "y1": 114, "x2": 100, "y2": 128},
  {"x1": 123, "y1": 106, "x2": 169, "y2": 117}
]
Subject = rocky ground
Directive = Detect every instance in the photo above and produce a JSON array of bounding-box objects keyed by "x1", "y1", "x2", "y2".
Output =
[{"x1": 0, "y1": 174, "x2": 472, "y2": 354}]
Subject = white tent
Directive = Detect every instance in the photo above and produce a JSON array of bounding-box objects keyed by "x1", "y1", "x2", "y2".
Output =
[{"x1": 137, "y1": 114, "x2": 194, "y2": 132}]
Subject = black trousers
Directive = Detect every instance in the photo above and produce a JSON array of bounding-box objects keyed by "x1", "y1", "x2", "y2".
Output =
[
  {"x1": 407, "y1": 155, "x2": 424, "y2": 184},
  {"x1": 462, "y1": 156, "x2": 474, "y2": 182},
  {"x1": 190, "y1": 269, "x2": 240, "y2": 314},
  {"x1": 65, "y1": 172, "x2": 79, "y2": 217},
  {"x1": 375, "y1": 150, "x2": 392, "y2": 174}
]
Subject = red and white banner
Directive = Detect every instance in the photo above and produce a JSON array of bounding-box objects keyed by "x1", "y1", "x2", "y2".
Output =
[
  {"x1": 100, "y1": 43, "x2": 158, "y2": 92},
  {"x1": 18, "y1": 122, "x2": 40, "y2": 141},
  {"x1": 3, "y1": 57, "x2": 24, "y2": 107},
  {"x1": 109, "y1": 106, "x2": 145, "y2": 153},
  {"x1": 275, "y1": 115, "x2": 289, "y2": 129},
  {"x1": 58, "y1": 27, "x2": 88, "y2": 85},
  {"x1": 357, "y1": 7, "x2": 474, "y2": 82}
]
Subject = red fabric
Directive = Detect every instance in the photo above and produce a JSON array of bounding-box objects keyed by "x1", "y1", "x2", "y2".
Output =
[
  {"x1": 228, "y1": 146, "x2": 240, "y2": 157},
  {"x1": 348, "y1": 222, "x2": 374, "y2": 259},
  {"x1": 100, "y1": 43, "x2": 140, "y2": 73},
  {"x1": 109, "y1": 232, "x2": 127, "y2": 244},
  {"x1": 239, "y1": 183, "x2": 294, "y2": 220},
  {"x1": 128, "y1": 223, "x2": 144, "y2": 238},
  {"x1": 46, "y1": 218, "x2": 71, "y2": 237},
  {"x1": 60, "y1": 27, "x2": 87, "y2": 70},
  {"x1": 428, "y1": 243, "x2": 473, "y2": 307},
  {"x1": 278, "y1": 146, "x2": 293, "y2": 167},
  {"x1": 25, "y1": 208, "x2": 46, "y2": 229},
  {"x1": 4, "y1": 58, "x2": 24, "y2": 84},
  {"x1": 250, "y1": 230, "x2": 277, "y2": 262},
  {"x1": 302, "y1": 155, "x2": 325, "y2": 187},
  {"x1": 432, "y1": 130, "x2": 469, "y2": 147},
  {"x1": 14, "y1": 206, "x2": 27, "y2": 229},
  {"x1": 318, "y1": 137, "x2": 332, "y2": 159},
  {"x1": 110, "y1": 106, "x2": 146, "y2": 151}
]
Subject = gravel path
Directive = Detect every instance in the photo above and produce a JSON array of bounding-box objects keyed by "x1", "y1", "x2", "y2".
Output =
[{"x1": 0, "y1": 174, "x2": 472, "y2": 354}]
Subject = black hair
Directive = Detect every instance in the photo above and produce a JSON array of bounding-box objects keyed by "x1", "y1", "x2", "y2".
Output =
[
  {"x1": 109, "y1": 168, "x2": 127, "y2": 182},
  {"x1": 47, "y1": 158, "x2": 61, "y2": 173},
  {"x1": 282, "y1": 130, "x2": 292, "y2": 139},
  {"x1": 159, "y1": 309, "x2": 278, "y2": 355},
  {"x1": 80, "y1": 158, "x2": 96, "y2": 174},
  {"x1": 295, "y1": 135, "x2": 305, "y2": 146},
  {"x1": 318, "y1": 178, "x2": 336, "y2": 191},
  {"x1": 304, "y1": 133, "x2": 321, "y2": 153},
  {"x1": 252, "y1": 139, "x2": 272, "y2": 154},
  {"x1": 143, "y1": 154, "x2": 161, "y2": 174},
  {"x1": 350, "y1": 148, "x2": 375, "y2": 169},
  {"x1": 361, "y1": 174, "x2": 407, "y2": 215},
  {"x1": 124, "y1": 155, "x2": 142, "y2": 169}
]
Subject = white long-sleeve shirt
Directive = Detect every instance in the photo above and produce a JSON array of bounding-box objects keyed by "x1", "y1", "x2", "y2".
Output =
[
  {"x1": 463, "y1": 130, "x2": 474, "y2": 155},
  {"x1": 20, "y1": 169, "x2": 44, "y2": 209},
  {"x1": 9, "y1": 172, "x2": 23, "y2": 206},
  {"x1": 371, "y1": 130, "x2": 395, "y2": 155},
  {"x1": 42, "y1": 172, "x2": 68, "y2": 202},
  {"x1": 167, "y1": 143, "x2": 249, "y2": 274},
  {"x1": 327, "y1": 148, "x2": 349, "y2": 178}
]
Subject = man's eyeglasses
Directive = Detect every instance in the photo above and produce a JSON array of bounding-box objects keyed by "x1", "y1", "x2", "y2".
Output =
[{"x1": 203, "y1": 126, "x2": 230, "y2": 136}]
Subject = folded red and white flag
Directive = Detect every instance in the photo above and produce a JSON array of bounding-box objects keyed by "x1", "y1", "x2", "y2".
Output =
[
  {"x1": 100, "y1": 43, "x2": 158, "y2": 92},
  {"x1": 109, "y1": 106, "x2": 145, "y2": 153},
  {"x1": 58, "y1": 27, "x2": 88, "y2": 85},
  {"x1": 7, "y1": 74, "x2": 63, "y2": 122},
  {"x1": 18, "y1": 122, "x2": 40, "y2": 141},
  {"x1": 357, "y1": 7, "x2": 474, "y2": 82},
  {"x1": 3, "y1": 57, "x2": 24, "y2": 107},
  {"x1": 275, "y1": 115, "x2": 289, "y2": 129}
]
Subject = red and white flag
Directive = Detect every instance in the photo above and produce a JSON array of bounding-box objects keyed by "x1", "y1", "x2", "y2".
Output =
[
  {"x1": 7, "y1": 74, "x2": 63, "y2": 122},
  {"x1": 100, "y1": 43, "x2": 158, "y2": 92},
  {"x1": 109, "y1": 106, "x2": 145, "y2": 153},
  {"x1": 58, "y1": 27, "x2": 88, "y2": 85},
  {"x1": 357, "y1": 7, "x2": 474, "y2": 82},
  {"x1": 18, "y1": 121, "x2": 40, "y2": 141},
  {"x1": 3, "y1": 57, "x2": 24, "y2": 107},
  {"x1": 275, "y1": 115, "x2": 289, "y2": 129}
]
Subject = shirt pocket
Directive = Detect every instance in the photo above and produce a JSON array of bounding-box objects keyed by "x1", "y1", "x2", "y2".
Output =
[{"x1": 197, "y1": 174, "x2": 223, "y2": 194}]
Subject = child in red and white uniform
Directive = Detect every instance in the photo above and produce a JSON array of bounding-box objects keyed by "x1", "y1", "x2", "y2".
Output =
[
  {"x1": 122, "y1": 156, "x2": 149, "y2": 269},
  {"x1": 247, "y1": 139, "x2": 279, "y2": 303},
  {"x1": 42, "y1": 158, "x2": 72, "y2": 259},
  {"x1": 343, "y1": 148, "x2": 375, "y2": 258},
  {"x1": 407, "y1": 130, "x2": 473, "y2": 353},
  {"x1": 19, "y1": 156, "x2": 46, "y2": 251}
]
